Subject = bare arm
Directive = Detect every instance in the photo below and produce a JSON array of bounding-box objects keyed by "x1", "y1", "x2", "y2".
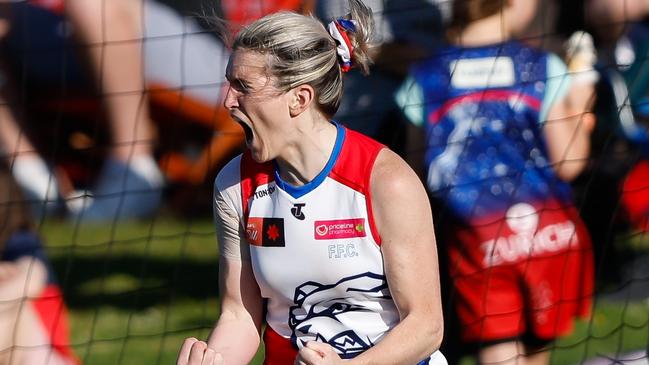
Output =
[
  {"x1": 205, "y1": 256, "x2": 263, "y2": 363},
  {"x1": 357, "y1": 149, "x2": 443, "y2": 364},
  {"x1": 177, "y1": 258, "x2": 263, "y2": 365},
  {"x1": 177, "y1": 190, "x2": 263, "y2": 365},
  {"x1": 544, "y1": 33, "x2": 599, "y2": 182},
  {"x1": 544, "y1": 82, "x2": 596, "y2": 182}
]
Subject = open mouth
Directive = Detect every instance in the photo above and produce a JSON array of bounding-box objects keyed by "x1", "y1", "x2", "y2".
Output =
[{"x1": 232, "y1": 115, "x2": 253, "y2": 144}]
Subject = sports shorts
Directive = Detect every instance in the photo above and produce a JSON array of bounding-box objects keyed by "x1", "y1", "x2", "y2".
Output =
[{"x1": 446, "y1": 200, "x2": 594, "y2": 343}]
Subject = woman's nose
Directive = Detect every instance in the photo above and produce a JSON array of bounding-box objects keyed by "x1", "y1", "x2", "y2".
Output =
[{"x1": 223, "y1": 85, "x2": 239, "y2": 110}]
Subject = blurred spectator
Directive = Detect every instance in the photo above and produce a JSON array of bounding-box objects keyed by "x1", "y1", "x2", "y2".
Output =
[
  {"x1": 0, "y1": 1, "x2": 61, "y2": 215},
  {"x1": 1, "y1": 0, "x2": 249, "y2": 219},
  {"x1": 556, "y1": 0, "x2": 649, "y2": 283},
  {"x1": 585, "y1": 0, "x2": 649, "y2": 233},
  {"x1": 396, "y1": 0, "x2": 597, "y2": 363},
  {"x1": 0, "y1": 0, "x2": 163, "y2": 221},
  {"x1": 63, "y1": 0, "x2": 164, "y2": 221},
  {"x1": 558, "y1": 0, "x2": 649, "y2": 287},
  {"x1": 0, "y1": 162, "x2": 78, "y2": 364}
]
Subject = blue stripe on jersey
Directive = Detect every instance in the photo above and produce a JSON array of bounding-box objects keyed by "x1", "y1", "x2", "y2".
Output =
[{"x1": 274, "y1": 121, "x2": 346, "y2": 199}]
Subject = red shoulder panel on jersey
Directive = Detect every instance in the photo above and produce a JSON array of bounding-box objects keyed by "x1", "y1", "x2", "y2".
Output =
[
  {"x1": 240, "y1": 151, "x2": 275, "y2": 224},
  {"x1": 330, "y1": 128, "x2": 385, "y2": 245}
]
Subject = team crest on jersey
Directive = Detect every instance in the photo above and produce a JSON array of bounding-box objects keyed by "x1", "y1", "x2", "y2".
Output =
[
  {"x1": 288, "y1": 272, "x2": 392, "y2": 358},
  {"x1": 246, "y1": 217, "x2": 285, "y2": 247},
  {"x1": 314, "y1": 219, "x2": 366, "y2": 240}
]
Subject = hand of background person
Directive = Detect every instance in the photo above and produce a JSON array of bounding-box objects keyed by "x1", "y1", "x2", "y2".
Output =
[
  {"x1": 294, "y1": 341, "x2": 344, "y2": 365},
  {"x1": 177, "y1": 337, "x2": 224, "y2": 365}
]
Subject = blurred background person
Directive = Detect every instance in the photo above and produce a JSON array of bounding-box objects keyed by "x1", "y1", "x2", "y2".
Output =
[
  {"x1": 585, "y1": 0, "x2": 649, "y2": 234},
  {"x1": 396, "y1": 0, "x2": 598, "y2": 363},
  {"x1": 0, "y1": 0, "x2": 249, "y2": 220},
  {"x1": 0, "y1": 161, "x2": 78, "y2": 365},
  {"x1": 61, "y1": 0, "x2": 163, "y2": 221},
  {"x1": 0, "y1": 0, "x2": 163, "y2": 221},
  {"x1": 557, "y1": 0, "x2": 649, "y2": 285}
]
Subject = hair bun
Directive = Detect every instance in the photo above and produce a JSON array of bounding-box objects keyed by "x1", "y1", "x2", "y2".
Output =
[{"x1": 327, "y1": 19, "x2": 357, "y2": 72}]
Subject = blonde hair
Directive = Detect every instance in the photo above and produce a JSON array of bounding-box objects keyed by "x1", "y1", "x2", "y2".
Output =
[{"x1": 232, "y1": 0, "x2": 374, "y2": 117}]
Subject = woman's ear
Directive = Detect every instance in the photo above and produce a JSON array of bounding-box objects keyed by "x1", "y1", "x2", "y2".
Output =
[{"x1": 288, "y1": 84, "x2": 315, "y2": 117}]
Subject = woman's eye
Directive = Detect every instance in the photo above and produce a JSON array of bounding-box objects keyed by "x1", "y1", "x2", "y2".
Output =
[
  {"x1": 234, "y1": 81, "x2": 250, "y2": 93},
  {"x1": 227, "y1": 79, "x2": 250, "y2": 94}
]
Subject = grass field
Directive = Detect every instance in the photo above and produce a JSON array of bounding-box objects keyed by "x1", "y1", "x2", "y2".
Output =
[{"x1": 38, "y1": 218, "x2": 648, "y2": 365}]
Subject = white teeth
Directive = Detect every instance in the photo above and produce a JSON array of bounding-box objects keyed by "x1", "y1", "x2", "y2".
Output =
[{"x1": 231, "y1": 115, "x2": 245, "y2": 125}]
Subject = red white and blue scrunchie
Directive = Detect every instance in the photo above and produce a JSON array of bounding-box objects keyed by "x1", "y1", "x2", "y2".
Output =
[{"x1": 327, "y1": 18, "x2": 357, "y2": 73}]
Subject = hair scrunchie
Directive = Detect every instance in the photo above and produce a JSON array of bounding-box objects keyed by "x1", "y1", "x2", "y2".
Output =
[{"x1": 327, "y1": 18, "x2": 357, "y2": 73}]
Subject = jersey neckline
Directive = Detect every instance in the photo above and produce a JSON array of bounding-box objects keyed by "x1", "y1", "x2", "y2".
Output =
[{"x1": 273, "y1": 121, "x2": 346, "y2": 199}]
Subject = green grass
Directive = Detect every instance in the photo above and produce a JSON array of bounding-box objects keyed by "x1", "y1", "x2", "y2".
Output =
[
  {"x1": 552, "y1": 300, "x2": 649, "y2": 364},
  {"x1": 455, "y1": 298, "x2": 649, "y2": 365},
  {"x1": 38, "y1": 218, "x2": 648, "y2": 365},
  {"x1": 38, "y1": 217, "x2": 243, "y2": 364}
]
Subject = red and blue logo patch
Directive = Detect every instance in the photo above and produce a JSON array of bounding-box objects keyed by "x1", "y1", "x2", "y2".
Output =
[{"x1": 246, "y1": 217, "x2": 285, "y2": 247}]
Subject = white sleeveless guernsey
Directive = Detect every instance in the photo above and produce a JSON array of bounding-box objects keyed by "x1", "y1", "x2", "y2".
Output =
[{"x1": 215, "y1": 124, "x2": 446, "y2": 365}]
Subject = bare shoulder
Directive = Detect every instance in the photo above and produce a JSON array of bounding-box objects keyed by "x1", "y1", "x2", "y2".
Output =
[
  {"x1": 370, "y1": 148, "x2": 427, "y2": 201},
  {"x1": 370, "y1": 149, "x2": 433, "y2": 237}
]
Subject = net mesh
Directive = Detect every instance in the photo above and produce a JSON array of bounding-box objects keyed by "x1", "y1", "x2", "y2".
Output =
[{"x1": 0, "y1": 0, "x2": 647, "y2": 364}]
